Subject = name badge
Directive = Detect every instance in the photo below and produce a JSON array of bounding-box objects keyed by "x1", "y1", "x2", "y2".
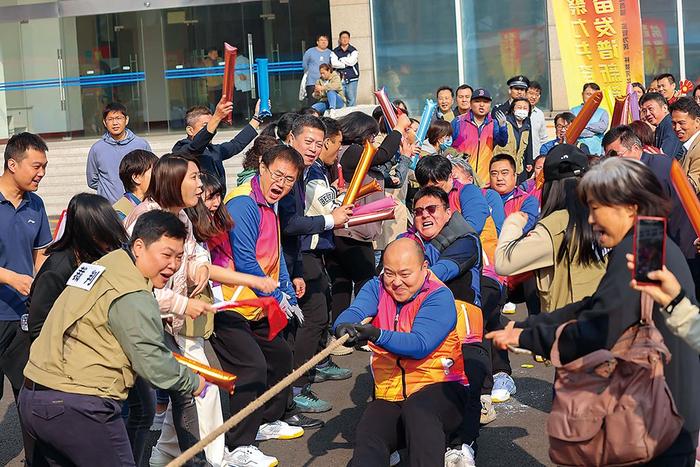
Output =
[{"x1": 67, "y1": 263, "x2": 106, "y2": 291}]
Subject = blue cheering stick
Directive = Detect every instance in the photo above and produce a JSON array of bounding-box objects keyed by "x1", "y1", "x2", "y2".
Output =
[
  {"x1": 411, "y1": 99, "x2": 437, "y2": 169},
  {"x1": 256, "y1": 58, "x2": 272, "y2": 118}
]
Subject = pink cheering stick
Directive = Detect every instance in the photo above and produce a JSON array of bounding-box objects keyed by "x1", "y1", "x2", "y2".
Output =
[
  {"x1": 627, "y1": 83, "x2": 640, "y2": 121},
  {"x1": 374, "y1": 87, "x2": 399, "y2": 129}
]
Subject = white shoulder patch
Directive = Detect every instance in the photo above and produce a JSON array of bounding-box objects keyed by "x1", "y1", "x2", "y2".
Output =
[{"x1": 66, "y1": 263, "x2": 106, "y2": 291}]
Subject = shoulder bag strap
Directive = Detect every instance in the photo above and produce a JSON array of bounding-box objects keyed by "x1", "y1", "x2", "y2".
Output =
[
  {"x1": 640, "y1": 292, "x2": 654, "y2": 325},
  {"x1": 549, "y1": 319, "x2": 577, "y2": 368}
]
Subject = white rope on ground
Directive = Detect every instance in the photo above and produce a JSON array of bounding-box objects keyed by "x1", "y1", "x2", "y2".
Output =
[{"x1": 166, "y1": 328, "x2": 360, "y2": 467}]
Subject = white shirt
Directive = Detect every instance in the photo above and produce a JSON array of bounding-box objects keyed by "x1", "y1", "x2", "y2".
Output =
[
  {"x1": 530, "y1": 106, "x2": 547, "y2": 157},
  {"x1": 683, "y1": 130, "x2": 700, "y2": 152}
]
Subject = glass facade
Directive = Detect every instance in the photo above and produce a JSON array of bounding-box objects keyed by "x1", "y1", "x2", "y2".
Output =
[
  {"x1": 460, "y1": 0, "x2": 549, "y2": 109},
  {"x1": 371, "y1": 0, "x2": 459, "y2": 115},
  {"x1": 640, "y1": 0, "x2": 680, "y2": 86},
  {"x1": 683, "y1": 1, "x2": 700, "y2": 85},
  {"x1": 0, "y1": 0, "x2": 330, "y2": 139}
]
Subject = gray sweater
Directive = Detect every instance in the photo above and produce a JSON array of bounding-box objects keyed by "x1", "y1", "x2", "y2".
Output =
[
  {"x1": 303, "y1": 47, "x2": 332, "y2": 86},
  {"x1": 86, "y1": 129, "x2": 151, "y2": 204}
]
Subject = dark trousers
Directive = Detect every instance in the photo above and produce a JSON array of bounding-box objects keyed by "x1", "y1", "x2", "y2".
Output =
[
  {"x1": 305, "y1": 85, "x2": 318, "y2": 107},
  {"x1": 352, "y1": 382, "x2": 469, "y2": 467},
  {"x1": 0, "y1": 319, "x2": 21, "y2": 398},
  {"x1": 122, "y1": 331, "x2": 206, "y2": 467},
  {"x1": 293, "y1": 252, "x2": 331, "y2": 387},
  {"x1": 643, "y1": 428, "x2": 698, "y2": 466},
  {"x1": 210, "y1": 312, "x2": 292, "y2": 448},
  {"x1": 125, "y1": 377, "x2": 156, "y2": 466},
  {"x1": 458, "y1": 342, "x2": 488, "y2": 445},
  {"x1": 326, "y1": 236, "x2": 377, "y2": 323},
  {"x1": 19, "y1": 387, "x2": 135, "y2": 466},
  {"x1": 480, "y1": 277, "x2": 511, "y2": 393}
]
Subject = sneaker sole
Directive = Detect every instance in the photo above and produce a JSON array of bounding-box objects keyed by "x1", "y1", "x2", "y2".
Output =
[
  {"x1": 331, "y1": 346, "x2": 354, "y2": 356},
  {"x1": 311, "y1": 372, "x2": 353, "y2": 383},
  {"x1": 501, "y1": 309, "x2": 516, "y2": 314},
  {"x1": 491, "y1": 394, "x2": 511, "y2": 403},
  {"x1": 256, "y1": 429, "x2": 305, "y2": 441},
  {"x1": 296, "y1": 405, "x2": 332, "y2": 413}
]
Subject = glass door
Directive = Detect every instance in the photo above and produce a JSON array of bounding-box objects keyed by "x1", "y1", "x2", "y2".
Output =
[
  {"x1": 74, "y1": 12, "x2": 148, "y2": 137},
  {"x1": 0, "y1": 16, "x2": 73, "y2": 138}
]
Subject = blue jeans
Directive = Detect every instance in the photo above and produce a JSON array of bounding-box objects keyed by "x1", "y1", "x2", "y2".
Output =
[
  {"x1": 312, "y1": 90, "x2": 345, "y2": 113},
  {"x1": 343, "y1": 80, "x2": 358, "y2": 106}
]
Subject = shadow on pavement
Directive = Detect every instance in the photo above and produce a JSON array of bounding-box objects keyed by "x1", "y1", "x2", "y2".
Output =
[
  {"x1": 302, "y1": 369, "x2": 373, "y2": 467},
  {"x1": 512, "y1": 376, "x2": 553, "y2": 414},
  {"x1": 478, "y1": 426, "x2": 549, "y2": 466},
  {"x1": 0, "y1": 401, "x2": 23, "y2": 465}
]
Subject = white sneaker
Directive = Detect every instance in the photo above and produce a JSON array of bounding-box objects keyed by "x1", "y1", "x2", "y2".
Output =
[
  {"x1": 255, "y1": 420, "x2": 304, "y2": 441},
  {"x1": 389, "y1": 450, "x2": 401, "y2": 466},
  {"x1": 149, "y1": 446, "x2": 174, "y2": 467},
  {"x1": 444, "y1": 443, "x2": 476, "y2": 467},
  {"x1": 480, "y1": 394, "x2": 497, "y2": 425},
  {"x1": 224, "y1": 446, "x2": 278, "y2": 467},
  {"x1": 150, "y1": 410, "x2": 167, "y2": 431},
  {"x1": 491, "y1": 372, "x2": 516, "y2": 403},
  {"x1": 501, "y1": 302, "x2": 516, "y2": 314}
]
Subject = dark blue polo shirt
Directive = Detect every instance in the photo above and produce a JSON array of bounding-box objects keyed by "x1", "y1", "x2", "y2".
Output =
[{"x1": 0, "y1": 191, "x2": 52, "y2": 321}]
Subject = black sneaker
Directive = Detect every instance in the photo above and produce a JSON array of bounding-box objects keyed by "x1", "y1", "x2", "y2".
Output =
[{"x1": 283, "y1": 413, "x2": 325, "y2": 429}]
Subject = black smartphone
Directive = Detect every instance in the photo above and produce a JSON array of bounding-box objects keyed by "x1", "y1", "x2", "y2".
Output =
[{"x1": 633, "y1": 216, "x2": 667, "y2": 285}]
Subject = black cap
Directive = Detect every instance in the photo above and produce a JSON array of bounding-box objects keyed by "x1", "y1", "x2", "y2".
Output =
[
  {"x1": 471, "y1": 88, "x2": 492, "y2": 101},
  {"x1": 507, "y1": 75, "x2": 530, "y2": 89},
  {"x1": 544, "y1": 144, "x2": 589, "y2": 181}
]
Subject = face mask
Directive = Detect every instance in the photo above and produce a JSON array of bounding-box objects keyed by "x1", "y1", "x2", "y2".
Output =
[
  {"x1": 439, "y1": 137, "x2": 453, "y2": 151},
  {"x1": 514, "y1": 109, "x2": 529, "y2": 121}
]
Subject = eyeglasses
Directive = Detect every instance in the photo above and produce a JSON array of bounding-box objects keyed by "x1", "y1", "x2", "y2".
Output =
[
  {"x1": 264, "y1": 166, "x2": 296, "y2": 186},
  {"x1": 105, "y1": 116, "x2": 126, "y2": 123},
  {"x1": 605, "y1": 147, "x2": 630, "y2": 158},
  {"x1": 414, "y1": 204, "x2": 442, "y2": 217},
  {"x1": 555, "y1": 123, "x2": 570, "y2": 130}
]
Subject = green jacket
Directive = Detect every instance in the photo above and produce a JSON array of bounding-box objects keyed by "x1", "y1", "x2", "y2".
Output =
[{"x1": 25, "y1": 248, "x2": 198, "y2": 400}]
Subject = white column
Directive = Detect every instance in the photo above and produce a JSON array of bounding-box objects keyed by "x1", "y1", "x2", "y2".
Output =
[
  {"x1": 677, "y1": 0, "x2": 686, "y2": 80},
  {"x1": 455, "y1": 0, "x2": 465, "y2": 85}
]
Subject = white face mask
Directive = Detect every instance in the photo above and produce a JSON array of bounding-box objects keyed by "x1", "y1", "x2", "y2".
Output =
[{"x1": 514, "y1": 109, "x2": 529, "y2": 121}]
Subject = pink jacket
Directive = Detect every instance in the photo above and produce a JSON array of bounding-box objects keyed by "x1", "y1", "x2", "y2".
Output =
[{"x1": 123, "y1": 198, "x2": 209, "y2": 333}]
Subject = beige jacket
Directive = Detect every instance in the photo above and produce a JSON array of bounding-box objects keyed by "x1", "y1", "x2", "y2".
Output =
[
  {"x1": 681, "y1": 132, "x2": 700, "y2": 194},
  {"x1": 312, "y1": 71, "x2": 346, "y2": 103},
  {"x1": 663, "y1": 297, "x2": 700, "y2": 353},
  {"x1": 123, "y1": 199, "x2": 210, "y2": 332}
]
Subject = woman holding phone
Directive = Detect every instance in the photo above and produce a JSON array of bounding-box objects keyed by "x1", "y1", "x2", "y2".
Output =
[{"x1": 487, "y1": 157, "x2": 700, "y2": 465}]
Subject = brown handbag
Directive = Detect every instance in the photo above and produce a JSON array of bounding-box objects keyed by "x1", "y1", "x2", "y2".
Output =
[{"x1": 546, "y1": 293, "x2": 683, "y2": 466}]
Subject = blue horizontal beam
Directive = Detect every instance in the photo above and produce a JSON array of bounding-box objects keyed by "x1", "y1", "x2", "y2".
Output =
[{"x1": 0, "y1": 72, "x2": 146, "y2": 91}]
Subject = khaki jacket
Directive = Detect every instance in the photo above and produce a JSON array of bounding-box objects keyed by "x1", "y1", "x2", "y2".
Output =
[
  {"x1": 680, "y1": 133, "x2": 700, "y2": 194},
  {"x1": 25, "y1": 249, "x2": 151, "y2": 399}
]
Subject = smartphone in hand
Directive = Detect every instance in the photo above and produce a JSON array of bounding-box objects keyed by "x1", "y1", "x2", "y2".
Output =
[{"x1": 633, "y1": 216, "x2": 666, "y2": 285}]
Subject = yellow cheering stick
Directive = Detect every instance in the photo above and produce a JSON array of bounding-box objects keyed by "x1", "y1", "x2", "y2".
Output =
[{"x1": 173, "y1": 353, "x2": 237, "y2": 394}]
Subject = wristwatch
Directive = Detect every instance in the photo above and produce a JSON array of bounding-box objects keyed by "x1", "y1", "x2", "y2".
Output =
[
  {"x1": 664, "y1": 289, "x2": 686, "y2": 314},
  {"x1": 252, "y1": 114, "x2": 264, "y2": 124}
]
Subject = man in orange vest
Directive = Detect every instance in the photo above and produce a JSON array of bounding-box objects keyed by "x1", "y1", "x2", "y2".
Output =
[{"x1": 334, "y1": 237, "x2": 471, "y2": 466}]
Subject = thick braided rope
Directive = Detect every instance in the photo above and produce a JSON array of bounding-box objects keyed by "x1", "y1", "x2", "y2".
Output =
[{"x1": 166, "y1": 331, "x2": 355, "y2": 467}]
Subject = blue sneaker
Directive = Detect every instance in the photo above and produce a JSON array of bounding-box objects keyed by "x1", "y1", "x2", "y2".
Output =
[
  {"x1": 312, "y1": 361, "x2": 352, "y2": 383},
  {"x1": 293, "y1": 385, "x2": 332, "y2": 413}
]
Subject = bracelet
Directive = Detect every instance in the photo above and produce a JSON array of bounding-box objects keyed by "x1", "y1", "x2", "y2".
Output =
[
  {"x1": 664, "y1": 289, "x2": 686, "y2": 314},
  {"x1": 252, "y1": 114, "x2": 264, "y2": 124}
]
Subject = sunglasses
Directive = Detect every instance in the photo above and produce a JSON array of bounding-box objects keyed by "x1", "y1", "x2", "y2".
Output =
[{"x1": 414, "y1": 204, "x2": 443, "y2": 217}]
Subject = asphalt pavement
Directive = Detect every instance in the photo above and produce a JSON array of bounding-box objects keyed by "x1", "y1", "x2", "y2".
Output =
[{"x1": 0, "y1": 307, "x2": 556, "y2": 466}]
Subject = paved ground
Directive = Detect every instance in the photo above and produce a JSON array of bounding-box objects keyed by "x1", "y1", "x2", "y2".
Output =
[{"x1": 0, "y1": 307, "x2": 556, "y2": 466}]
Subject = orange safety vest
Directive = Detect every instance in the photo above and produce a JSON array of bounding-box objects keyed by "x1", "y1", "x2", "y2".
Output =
[
  {"x1": 369, "y1": 272, "x2": 469, "y2": 402},
  {"x1": 449, "y1": 181, "x2": 500, "y2": 283},
  {"x1": 217, "y1": 177, "x2": 282, "y2": 320}
]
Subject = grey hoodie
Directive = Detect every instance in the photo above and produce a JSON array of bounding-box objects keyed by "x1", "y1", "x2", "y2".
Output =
[{"x1": 86, "y1": 129, "x2": 151, "y2": 204}]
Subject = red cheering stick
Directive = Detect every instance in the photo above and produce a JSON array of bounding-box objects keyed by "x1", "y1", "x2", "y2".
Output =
[
  {"x1": 566, "y1": 91, "x2": 603, "y2": 144},
  {"x1": 221, "y1": 43, "x2": 238, "y2": 125},
  {"x1": 173, "y1": 353, "x2": 237, "y2": 394},
  {"x1": 214, "y1": 296, "x2": 288, "y2": 340},
  {"x1": 670, "y1": 159, "x2": 700, "y2": 237},
  {"x1": 610, "y1": 95, "x2": 630, "y2": 127}
]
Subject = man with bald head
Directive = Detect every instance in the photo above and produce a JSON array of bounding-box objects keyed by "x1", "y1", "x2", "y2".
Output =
[{"x1": 334, "y1": 237, "x2": 470, "y2": 466}]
